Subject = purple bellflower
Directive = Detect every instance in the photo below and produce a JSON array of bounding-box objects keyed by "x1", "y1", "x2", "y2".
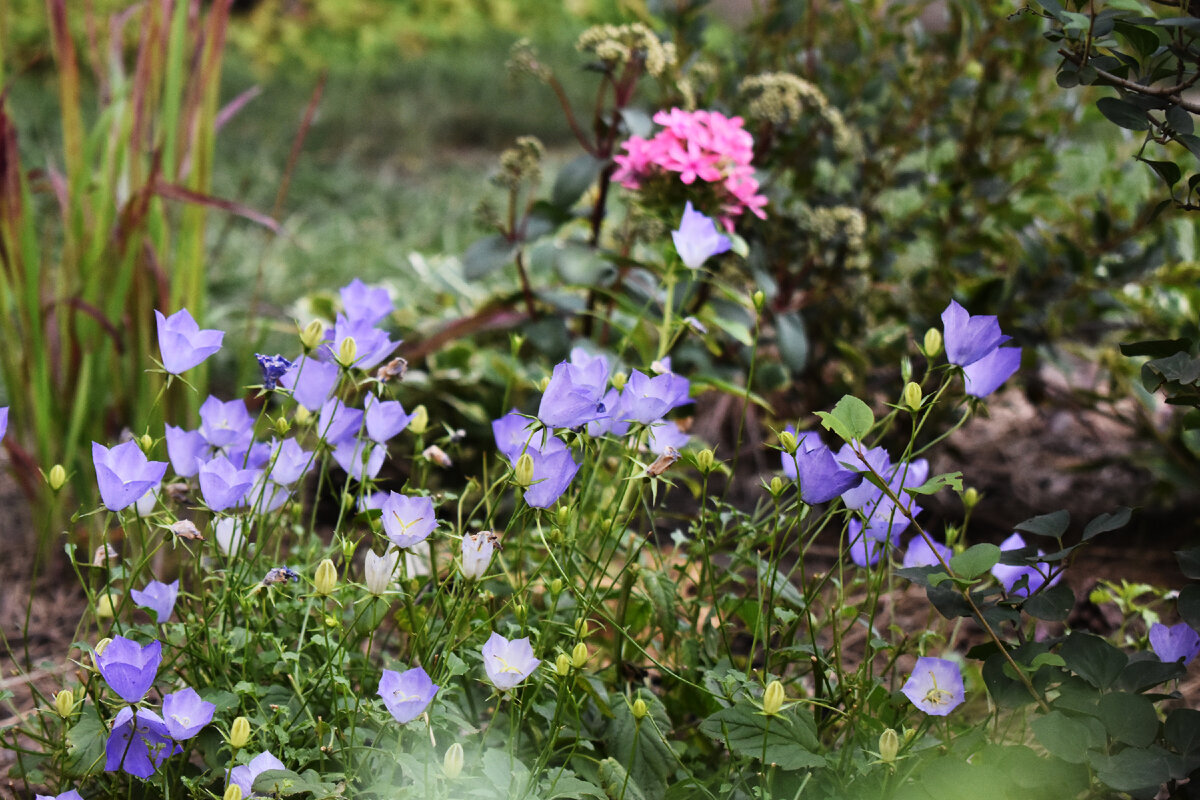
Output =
[
  {"x1": 268, "y1": 438, "x2": 313, "y2": 485},
  {"x1": 523, "y1": 444, "x2": 580, "y2": 508},
  {"x1": 901, "y1": 656, "x2": 965, "y2": 716},
  {"x1": 482, "y1": 632, "x2": 540, "y2": 691},
  {"x1": 0, "y1": 406, "x2": 8, "y2": 443},
  {"x1": 255, "y1": 354, "x2": 293, "y2": 390},
  {"x1": 96, "y1": 636, "x2": 162, "y2": 703},
  {"x1": 1149, "y1": 622, "x2": 1200, "y2": 666},
  {"x1": 332, "y1": 438, "x2": 386, "y2": 482},
  {"x1": 493, "y1": 410, "x2": 544, "y2": 462},
  {"x1": 247, "y1": 473, "x2": 291, "y2": 514},
  {"x1": 538, "y1": 359, "x2": 609, "y2": 429},
  {"x1": 165, "y1": 425, "x2": 208, "y2": 478},
  {"x1": 381, "y1": 493, "x2": 437, "y2": 549},
  {"x1": 378, "y1": 666, "x2": 439, "y2": 723},
  {"x1": 36, "y1": 791, "x2": 83, "y2": 800},
  {"x1": 619, "y1": 369, "x2": 692, "y2": 425},
  {"x1": 836, "y1": 443, "x2": 892, "y2": 511},
  {"x1": 587, "y1": 388, "x2": 630, "y2": 437},
  {"x1": 991, "y1": 533, "x2": 1060, "y2": 597},
  {"x1": 648, "y1": 420, "x2": 690, "y2": 454},
  {"x1": 902, "y1": 535, "x2": 953, "y2": 569},
  {"x1": 672, "y1": 201, "x2": 731, "y2": 270},
  {"x1": 154, "y1": 308, "x2": 223, "y2": 375},
  {"x1": 322, "y1": 314, "x2": 399, "y2": 370},
  {"x1": 130, "y1": 580, "x2": 179, "y2": 624},
  {"x1": 105, "y1": 707, "x2": 179, "y2": 778},
  {"x1": 364, "y1": 395, "x2": 414, "y2": 443},
  {"x1": 781, "y1": 429, "x2": 863, "y2": 504},
  {"x1": 317, "y1": 398, "x2": 363, "y2": 446},
  {"x1": 963, "y1": 345, "x2": 1022, "y2": 398},
  {"x1": 941, "y1": 300, "x2": 1020, "y2": 397},
  {"x1": 92, "y1": 441, "x2": 168, "y2": 512},
  {"x1": 161, "y1": 687, "x2": 215, "y2": 740},
  {"x1": 849, "y1": 526, "x2": 890, "y2": 567},
  {"x1": 341, "y1": 278, "x2": 393, "y2": 326},
  {"x1": 278, "y1": 355, "x2": 340, "y2": 412},
  {"x1": 229, "y1": 751, "x2": 286, "y2": 797},
  {"x1": 228, "y1": 441, "x2": 272, "y2": 471},
  {"x1": 198, "y1": 455, "x2": 255, "y2": 512},
  {"x1": 198, "y1": 396, "x2": 255, "y2": 450}
]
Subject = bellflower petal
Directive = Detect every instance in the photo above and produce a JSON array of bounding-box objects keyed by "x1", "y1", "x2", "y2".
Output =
[
  {"x1": 130, "y1": 580, "x2": 179, "y2": 624},
  {"x1": 155, "y1": 308, "x2": 224, "y2": 375},
  {"x1": 378, "y1": 666, "x2": 438, "y2": 723},
  {"x1": 482, "y1": 632, "x2": 540, "y2": 691},
  {"x1": 340, "y1": 278, "x2": 393, "y2": 326},
  {"x1": 229, "y1": 751, "x2": 286, "y2": 797},
  {"x1": 92, "y1": 441, "x2": 169, "y2": 512},
  {"x1": 198, "y1": 455, "x2": 255, "y2": 512},
  {"x1": 96, "y1": 636, "x2": 162, "y2": 703},
  {"x1": 198, "y1": 396, "x2": 255, "y2": 450},
  {"x1": 162, "y1": 687, "x2": 215, "y2": 740},
  {"x1": 381, "y1": 493, "x2": 437, "y2": 549},
  {"x1": 1149, "y1": 622, "x2": 1200, "y2": 665},
  {"x1": 941, "y1": 300, "x2": 1006, "y2": 367},
  {"x1": 364, "y1": 395, "x2": 414, "y2": 443},
  {"x1": 278, "y1": 355, "x2": 340, "y2": 411},
  {"x1": 672, "y1": 201, "x2": 731, "y2": 270},
  {"x1": 901, "y1": 656, "x2": 965, "y2": 716},
  {"x1": 538, "y1": 361, "x2": 609, "y2": 429},
  {"x1": 105, "y1": 707, "x2": 179, "y2": 778},
  {"x1": 964, "y1": 346, "x2": 1021, "y2": 398}
]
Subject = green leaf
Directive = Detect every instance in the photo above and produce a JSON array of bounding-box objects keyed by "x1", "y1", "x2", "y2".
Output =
[
  {"x1": 950, "y1": 543, "x2": 1001, "y2": 579},
  {"x1": 1165, "y1": 708, "x2": 1200, "y2": 754},
  {"x1": 1023, "y1": 583, "x2": 1075, "y2": 621},
  {"x1": 604, "y1": 692, "x2": 674, "y2": 796},
  {"x1": 1179, "y1": 583, "x2": 1200, "y2": 630},
  {"x1": 1120, "y1": 338, "x2": 1192, "y2": 358},
  {"x1": 815, "y1": 395, "x2": 873, "y2": 444},
  {"x1": 599, "y1": 758, "x2": 648, "y2": 800},
  {"x1": 1098, "y1": 692, "x2": 1160, "y2": 747},
  {"x1": 65, "y1": 704, "x2": 106, "y2": 774},
  {"x1": 1090, "y1": 746, "x2": 1173, "y2": 793},
  {"x1": 1117, "y1": 657, "x2": 1186, "y2": 692},
  {"x1": 904, "y1": 471, "x2": 963, "y2": 495},
  {"x1": 1084, "y1": 507, "x2": 1132, "y2": 540},
  {"x1": 542, "y1": 774, "x2": 607, "y2": 800},
  {"x1": 1175, "y1": 546, "x2": 1200, "y2": 579},
  {"x1": 775, "y1": 311, "x2": 809, "y2": 373},
  {"x1": 1060, "y1": 632, "x2": 1128, "y2": 689},
  {"x1": 551, "y1": 154, "x2": 605, "y2": 209},
  {"x1": 553, "y1": 242, "x2": 609, "y2": 285},
  {"x1": 700, "y1": 703, "x2": 823, "y2": 770},
  {"x1": 462, "y1": 234, "x2": 516, "y2": 280},
  {"x1": 1142, "y1": 159, "x2": 1181, "y2": 188},
  {"x1": 1032, "y1": 711, "x2": 1105, "y2": 764},
  {"x1": 1015, "y1": 510, "x2": 1070, "y2": 539},
  {"x1": 1097, "y1": 96, "x2": 1151, "y2": 130}
]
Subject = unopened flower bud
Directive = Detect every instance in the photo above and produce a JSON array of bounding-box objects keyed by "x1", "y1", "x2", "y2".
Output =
[
  {"x1": 274, "y1": 417, "x2": 290, "y2": 436},
  {"x1": 223, "y1": 785, "x2": 244, "y2": 800},
  {"x1": 902, "y1": 382, "x2": 923, "y2": 412},
  {"x1": 229, "y1": 716, "x2": 251, "y2": 749},
  {"x1": 769, "y1": 476, "x2": 784, "y2": 495},
  {"x1": 337, "y1": 336, "x2": 358, "y2": 368},
  {"x1": 313, "y1": 558, "x2": 338, "y2": 595},
  {"x1": 300, "y1": 319, "x2": 325, "y2": 352},
  {"x1": 575, "y1": 619, "x2": 591, "y2": 638},
  {"x1": 443, "y1": 742, "x2": 464, "y2": 779},
  {"x1": 95, "y1": 594, "x2": 116, "y2": 618},
  {"x1": 549, "y1": 578, "x2": 563, "y2": 595},
  {"x1": 538, "y1": 376, "x2": 551, "y2": 392},
  {"x1": 903, "y1": 727, "x2": 917, "y2": 744},
  {"x1": 54, "y1": 689, "x2": 74, "y2": 718},
  {"x1": 139, "y1": 434, "x2": 154, "y2": 453},
  {"x1": 555, "y1": 653, "x2": 572, "y2": 676},
  {"x1": 695, "y1": 448, "x2": 715, "y2": 473},
  {"x1": 94, "y1": 637, "x2": 112, "y2": 657},
  {"x1": 47, "y1": 464, "x2": 67, "y2": 492},
  {"x1": 923, "y1": 328, "x2": 942, "y2": 358},
  {"x1": 342, "y1": 492, "x2": 356, "y2": 512},
  {"x1": 555, "y1": 506, "x2": 571, "y2": 528},
  {"x1": 631, "y1": 698, "x2": 649, "y2": 720},
  {"x1": 513, "y1": 603, "x2": 527, "y2": 622},
  {"x1": 363, "y1": 549, "x2": 399, "y2": 595},
  {"x1": 409, "y1": 405, "x2": 429, "y2": 435},
  {"x1": 752, "y1": 289, "x2": 765, "y2": 311},
  {"x1": 879, "y1": 728, "x2": 900, "y2": 763},
  {"x1": 778, "y1": 430, "x2": 797, "y2": 454},
  {"x1": 571, "y1": 642, "x2": 589, "y2": 669},
  {"x1": 294, "y1": 406, "x2": 311, "y2": 426},
  {"x1": 762, "y1": 680, "x2": 785, "y2": 716},
  {"x1": 513, "y1": 453, "x2": 535, "y2": 487},
  {"x1": 962, "y1": 487, "x2": 980, "y2": 510},
  {"x1": 611, "y1": 372, "x2": 627, "y2": 391},
  {"x1": 964, "y1": 59, "x2": 984, "y2": 81}
]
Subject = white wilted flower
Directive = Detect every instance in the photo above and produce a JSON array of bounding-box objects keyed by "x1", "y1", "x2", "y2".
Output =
[
  {"x1": 404, "y1": 540, "x2": 431, "y2": 579},
  {"x1": 461, "y1": 532, "x2": 497, "y2": 581},
  {"x1": 363, "y1": 549, "x2": 400, "y2": 596},
  {"x1": 213, "y1": 517, "x2": 247, "y2": 556}
]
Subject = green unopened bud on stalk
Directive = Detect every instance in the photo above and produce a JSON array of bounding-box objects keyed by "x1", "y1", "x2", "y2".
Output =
[
  {"x1": 778, "y1": 430, "x2": 797, "y2": 454},
  {"x1": 223, "y1": 785, "x2": 244, "y2": 800},
  {"x1": 229, "y1": 716, "x2": 251, "y2": 749},
  {"x1": 752, "y1": 289, "x2": 765, "y2": 312},
  {"x1": 549, "y1": 578, "x2": 563, "y2": 595},
  {"x1": 300, "y1": 320, "x2": 325, "y2": 352},
  {"x1": 94, "y1": 637, "x2": 112, "y2": 657},
  {"x1": 555, "y1": 653, "x2": 572, "y2": 676},
  {"x1": 443, "y1": 742, "x2": 464, "y2": 779},
  {"x1": 575, "y1": 619, "x2": 591, "y2": 638},
  {"x1": 337, "y1": 336, "x2": 358, "y2": 368},
  {"x1": 902, "y1": 382, "x2": 923, "y2": 412},
  {"x1": 274, "y1": 417, "x2": 290, "y2": 436},
  {"x1": 47, "y1": 464, "x2": 67, "y2": 492},
  {"x1": 54, "y1": 689, "x2": 74, "y2": 718},
  {"x1": 409, "y1": 405, "x2": 428, "y2": 435},
  {"x1": 695, "y1": 448, "x2": 715, "y2": 473},
  {"x1": 962, "y1": 487, "x2": 980, "y2": 510},
  {"x1": 313, "y1": 559, "x2": 337, "y2": 595},
  {"x1": 95, "y1": 594, "x2": 116, "y2": 619},
  {"x1": 769, "y1": 476, "x2": 784, "y2": 496},
  {"x1": 879, "y1": 728, "x2": 900, "y2": 763},
  {"x1": 762, "y1": 680, "x2": 785, "y2": 716},
  {"x1": 538, "y1": 376, "x2": 551, "y2": 392},
  {"x1": 341, "y1": 492, "x2": 356, "y2": 512},
  {"x1": 572, "y1": 642, "x2": 589, "y2": 669},
  {"x1": 611, "y1": 372, "x2": 627, "y2": 392},
  {"x1": 139, "y1": 434, "x2": 154, "y2": 453},
  {"x1": 555, "y1": 506, "x2": 571, "y2": 528},
  {"x1": 294, "y1": 406, "x2": 311, "y2": 426},
  {"x1": 923, "y1": 328, "x2": 942, "y2": 358},
  {"x1": 631, "y1": 698, "x2": 649, "y2": 720},
  {"x1": 514, "y1": 453, "x2": 535, "y2": 487}
]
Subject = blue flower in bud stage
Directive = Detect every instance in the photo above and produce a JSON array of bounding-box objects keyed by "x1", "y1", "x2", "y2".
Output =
[
  {"x1": 378, "y1": 666, "x2": 439, "y2": 723},
  {"x1": 332, "y1": 438, "x2": 386, "y2": 482},
  {"x1": 268, "y1": 439, "x2": 313, "y2": 485},
  {"x1": 902, "y1": 535, "x2": 953, "y2": 569},
  {"x1": 92, "y1": 441, "x2": 169, "y2": 512},
  {"x1": 317, "y1": 398, "x2": 363, "y2": 446},
  {"x1": 940, "y1": 300, "x2": 1020, "y2": 398},
  {"x1": 672, "y1": 201, "x2": 731, "y2": 270},
  {"x1": 255, "y1": 354, "x2": 293, "y2": 390},
  {"x1": 341, "y1": 278, "x2": 393, "y2": 326},
  {"x1": 901, "y1": 656, "x2": 965, "y2": 716},
  {"x1": 161, "y1": 687, "x2": 215, "y2": 740},
  {"x1": 229, "y1": 751, "x2": 286, "y2": 797},
  {"x1": 364, "y1": 395, "x2": 414, "y2": 443},
  {"x1": 482, "y1": 632, "x2": 540, "y2": 691},
  {"x1": 165, "y1": 424, "x2": 209, "y2": 478},
  {"x1": 130, "y1": 579, "x2": 179, "y2": 624},
  {"x1": 105, "y1": 707, "x2": 179, "y2": 778},
  {"x1": 991, "y1": 533, "x2": 1060, "y2": 597},
  {"x1": 321, "y1": 314, "x2": 400, "y2": 370},
  {"x1": 278, "y1": 355, "x2": 340, "y2": 411},
  {"x1": 154, "y1": 308, "x2": 224, "y2": 375},
  {"x1": 781, "y1": 429, "x2": 863, "y2": 504},
  {"x1": 96, "y1": 636, "x2": 162, "y2": 704},
  {"x1": 198, "y1": 396, "x2": 255, "y2": 450},
  {"x1": 381, "y1": 492, "x2": 437, "y2": 549},
  {"x1": 35, "y1": 791, "x2": 83, "y2": 800},
  {"x1": 619, "y1": 370, "x2": 691, "y2": 425},
  {"x1": 0, "y1": 406, "x2": 8, "y2": 443},
  {"x1": 1149, "y1": 622, "x2": 1200, "y2": 666},
  {"x1": 538, "y1": 358, "x2": 609, "y2": 429},
  {"x1": 198, "y1": 455, "x2": 255, "y2": 512}
]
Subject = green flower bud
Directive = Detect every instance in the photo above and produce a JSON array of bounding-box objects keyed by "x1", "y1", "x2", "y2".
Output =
[
  {"x1": 572, "y1": 642, "x2": 589, "y2": 669},
  {"x1": 47, "y1": 464, "x2": 67, "y2": 492},
  {"x1": 337, "y1": 336, "x2": 358, "y2": 368},
  {"x1": 575, "y1": 619, "x2": 591, "y2": 638},
  {"x1": 631, "y1": 698, "x2": 649, "y2": 720},
  {"x1": 879, "y1": 728, "x2": 900, "y2": 763},
  {"x1": 443, "y1": 742, "x2": 464, "y2": 779},
  {"x1": 229, "y1": 716, "x2": 251, "y2": 749},
  {"x1": 538, "y1": 376, "x2": 551, "y2": 392},
  {"x1": 294, "y1": 406, "x2": 312, "y2": 426},
  {"x1": 555, "y1": 653, "x2": 572, "y2": 676},
  {"x1": 752, "y1": 289, "x2": 765, "y2": 311},
  {"x1": 778, "y1": 430, "x2": 797, "y2": 454},
  {"x1": 695, "y1": 448, "x2": 715, "y2": 473},
  {"x1": 409, "y1": 405, "x2": 429, "y2": 435},
  {"x1": 769, "y1": 476, "x2": 784, "y2": 496},
  {"x1": 54, "y1": 689, "x2": 75, "y2": 718},
  {"x1": 555, "y1": 506, "x2": 571, "y2": 528},
  {"x1": 549, "y1": 578, "x2": 563, "y2": 595},
  {"x1": 514, "y1": 453, "x2": 535, "y2": 487},
  {"x1": 274, "y1": 416, "x2": 290, "y2": 436},
  {"x1": 224, "y1": 785, "x2": 244, "y2": 800},
  {"x1": 95, "y1": 594, "x2": 116, "y2": 619},
  {"x1": 962, "y1": 487, "x2": 980, "y2": 510},
  {"x1": 964, "y1": 59, "x2": 984, "y2": 81},
  {"x1": 902, "y1": 382, "x2": 923, "y2": 412},
  {"x1": 300, "y1": 319, "x2": 325, "y2": 352},
  {"x1": 611, "y1": 372, "x2": 627, "y2": 391},
  {"x1": 314, "y1": 558, "x2": 338, "y2": 595},
  {"x1": 923, "y1": 328, "x2": 943, "y2": 358},
  {"x1": 93, "y1": 637, "x2": 113, "y2": 657},
  {"x1": 762, "y1": 680, "x2": 785, "y2": 716},
  {"x1": 138, "y1": 434, "x2": 154, "y2": 453}
]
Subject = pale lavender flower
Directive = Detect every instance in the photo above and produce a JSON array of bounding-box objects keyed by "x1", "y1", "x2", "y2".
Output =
[
  {"x1": 482, "y1": 632, "x2": 540, "y2": 691},
  {"x1": 992, "y1": 533, "x2": 1060, "y2": 597},
  {"x1": 341, "y1": 278, "x2": 393, "y2": 326},
  {"x1": 130, "y1": 579, "x2": 179, "y2": 624},
  {"x1": 618, "y1": 370, "x2": 691, "y2": 425},
  {"x1": 672, "y1": 201, "x2": 731, "y2": 270},
  {"x1": 92, "y1": 441, "x2": 168, "y2": 512},
  {"x1": 155, "y1": 308, "x2": 224, "y2": 375},
  {"x1": 901, "y1": 656, "x2": 965, "y2": 716},
  {"x1": 492, "y1": 410, "x2": 544, "y2": 462},
  {"x1": 1149, "y1": 622, "x2": 1200, "y2": 666},
  {"x1": 332, "y1": 438, "x2": 386, "y2": 482},
  {"x1": 134, "y1": 484, "x2": 160, "y2": 517},
  {"x1": 198, "y1": 396, "x2": 254, "y2": 450},
  {"x1": 902, "y1": 535, "x2": 953, "y2": 569},
  {"x1": 35, "y1": 791, "x2": 83, "y2": 800},
  {"x1": 213, "y1": 517, "x2": 247, "y2": 556},
  {"x1": 647, "y1": 420, "x2": 690, "y2": 454},
  {"x1": 268, "y1": 439, "x2": 312, "y2": 485},
  {"x1": 322, "y1": 314, "x2": 400, "y2": 370},
  {"x1": 198, "y1": 455, "x2": 255, "y2": 512},
  {"x1": 229, "y1": 751, "x2": 286, "y2": 797},
  {"x1": 0, "y1": 407, "x2": 8, "y2": 443},
  {"x1": 278, "y1": 355, "x2": 340, "y2": 411},
  {"x1": 523, "y1": 443, "x2": 579, "y2": 509},
  {"x1": 364, "y1": 395, "x2": 414, "y2": 443},
  {"x1": 246, "y1": 473, "x2": 291, "y2": 514},
  {"x1": 941, "y1": 300, "x2": 1008, "y2": 367},
  {"x1": 538, "y1": 359, "x2": 609, "y2": 429},
  {"x1": 161, "y1": 687, "x2": 215, "y2": 740},
  {"x1": 317, "y1": 398, "x2": 363, "y2": 446},
  {"x1": 381, "y1": 493, "x2": 437, "y2": 549},
  {"x1": 836, "y1": 443, "x2": 891, "y2": 510},
  {"x1": 781, "y1": 429, "x2": 863, "y2": 505},
  {"x1": 165, "y1": 424, "x2": 209, "y2": 478},
  {"x1": 105, "y1": 707, "x2": 178, "y2": 778},
  {"x1": 378, "y1": 666, "x2": 438, "y2": 723},
  {"x1": 964, "y1": 346, "x2": 1022, "y2": 398},
  {"x1": 227, "y1": 441, "x2": 272, "y2": 471},
  {"x1": 96, "y1": 636, "x2": 162, "y2": 703}
]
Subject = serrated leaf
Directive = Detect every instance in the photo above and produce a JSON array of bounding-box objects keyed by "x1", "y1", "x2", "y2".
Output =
[
  {"x1": 951, "y1": 543, "x2": 1001, "y2": 579},
  {"x1": 701, "y1": 704, "x2": 824, "y2": 770},
  {"x1": 1014, "y1": 510, "x2": 1070, "y2": 539}
]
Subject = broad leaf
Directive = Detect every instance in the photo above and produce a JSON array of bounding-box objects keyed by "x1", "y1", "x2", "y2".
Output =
[{"x1": 700, "y1": 703, "x2": 823, "y2": 770}]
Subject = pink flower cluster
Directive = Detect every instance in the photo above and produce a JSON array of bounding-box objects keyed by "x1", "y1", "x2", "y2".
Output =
[{"x1": 612, "y1": 108, "x2": 767, "y2": 228}]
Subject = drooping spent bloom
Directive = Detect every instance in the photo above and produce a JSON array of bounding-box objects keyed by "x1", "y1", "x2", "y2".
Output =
[
  {"x1": 781, "y1": 429, "x2": 863, "y2": 504},
  {"x1": 363, "y1": 549, "x2": 400, "y2": 595},
  {"x1": 278, "y1": 355, "x2": 340, "y2": 411},
  {"x1": 902, "y1": 535, "x2": 953, "y2": 570},
  {"x1": 618, "y1": 369, "x2": 691, "y2": 425},
  {"x1": 95, "y1": 636, "x2": 162, "y2": 703},
  {"x1": 229, "y1": 751, "x2": 286, "y2": 797},
  {"x1": 341, "y1": 278, "x2": 393, "y2": 326},
  {"x1": 672, "y1": 201, "x2": 731, "y2": 270},
  {"x1": 92, "y1": 441, "x2": 168, "y2": 512},
  {"x1": 105, "y1": 707, "x2": 179, "y2": 778},
  {"x1": 162, "y1": 686, "x2": 216, "y2": 740},
  {"x1": 213, "y1": 517, "x2": 248, "y2": 556},
  {"x1": 381, "y1": 493, "x2": 437, "y2": 549},
  {"x1": 991, "y1": 533, "x2": 1060, "y2": 597},
  {"x1": 482, "y1": 632, "x2": 540, "y2": 691},
  {"x1": 901, "y1": 656, "x2": 965, "y2": 716},
  {"x1": 130, "y1": 579, "x2": 179, "y2": 624},
  {"x1": 154, "y1": 308, "x2": 224, "y2": 375},
  {"x1": 255, "y1": 354, "x2": 293, "y2": 390},
  {"x1": 1149, "y1": 622, "x2": 1200, "y2": 666},
  {"x1": 940, "y1": 300, "x2": 1020, "y2": 398},
  {"x1": 198, "y1": 455, "x2": 255, "y2": 512},
  {"x1": 538, "y1": 357, "x2": 610, "y2": 429},
  {"x1": 364, "y1": 395, "x2": 414, "y2": 443},
  {"x1": 262, "y1": 567, "x2": 300, "y2": 585},
  {"x1": 461, "y1": 532, "x2": 497, "y2": 580},
  {"x1": 378, "y1": 666, "x2": 439, "y2": 723},
  {"x1": 198, "y1": 396, "x2": 255, "y2": 450}
]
